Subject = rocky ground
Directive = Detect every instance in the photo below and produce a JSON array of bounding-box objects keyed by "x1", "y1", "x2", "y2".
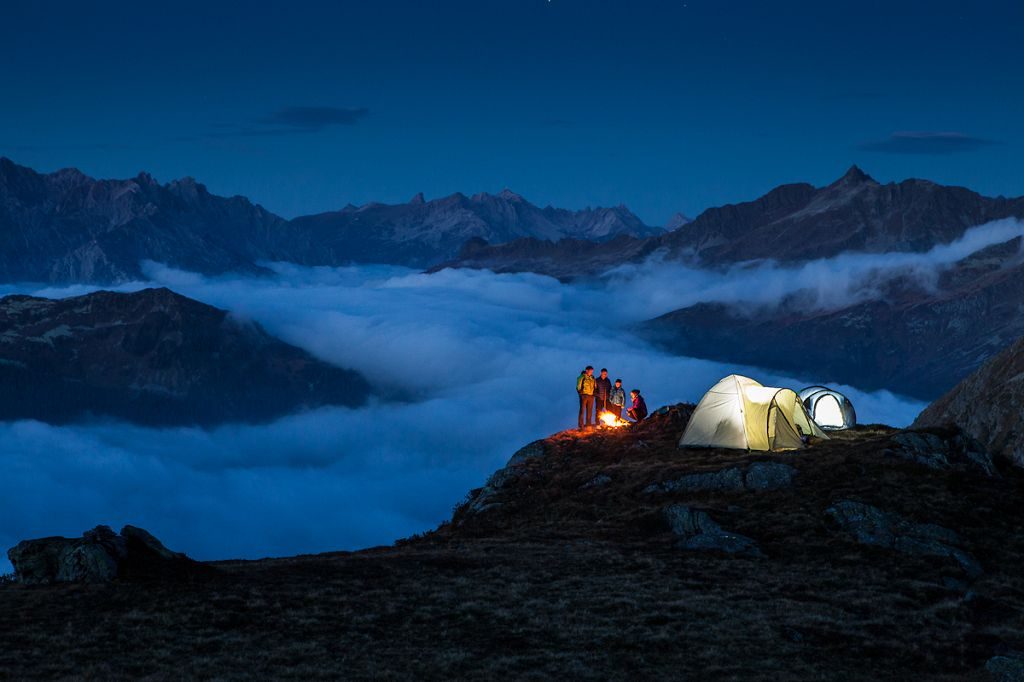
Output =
[{"x1": 3, "y1": 406, "x2": 1024, "y2": 680}]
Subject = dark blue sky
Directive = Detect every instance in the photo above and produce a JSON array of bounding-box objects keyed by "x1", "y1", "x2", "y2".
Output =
[{"x1": 2, "y1": 0, "x2": 1021, "y2": 225}]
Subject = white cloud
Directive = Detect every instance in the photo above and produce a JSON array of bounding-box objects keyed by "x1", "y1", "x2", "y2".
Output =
[
  {"x1": 600, "y1": 218, "x2": 1024, "y2": 319},
  {"x1": 0, "y1": 258, "x2": 932, "y2": 574}
]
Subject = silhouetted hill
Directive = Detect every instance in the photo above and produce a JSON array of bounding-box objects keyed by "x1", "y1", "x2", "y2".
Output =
[
  {"x1": 3, "y1": 407, "x2": 1023, "y2": 678},
  {"x1": 0, "y1": 287, "x2": 370, "y2": 425}
]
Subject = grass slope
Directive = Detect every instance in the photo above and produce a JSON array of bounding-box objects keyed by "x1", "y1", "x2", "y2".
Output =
[{"x1": 2, "y1": 407, "x2": 1023, "y2": 679}]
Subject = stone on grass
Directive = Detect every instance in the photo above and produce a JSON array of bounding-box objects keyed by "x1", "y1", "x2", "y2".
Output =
[
  {"x1": 662, "y1": 504, "x2": 761, "y2": 557},
  {"x1": 826, "y1": 500, "x2": 981, "y2": 577},
  {"x1": 7, "y1": 525, "x2": 201, "y2": 584}
]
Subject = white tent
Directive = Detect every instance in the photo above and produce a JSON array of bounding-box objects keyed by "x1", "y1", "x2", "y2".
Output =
[
  {"x1": 798, "y1": 386, "x2": 857, "y2": 431},
  {"x1": 679, "y1": 375, "x2": 828, "y2": 451}
]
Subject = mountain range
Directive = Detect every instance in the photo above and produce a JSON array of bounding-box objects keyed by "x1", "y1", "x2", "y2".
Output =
[
  {"x1": 0, "y1": 157, "x2": 661, "y2": 283},
  {"x1": 5, "y1": 156, "x2": 1024, "y2": 402},
  {"x1": 0, "y1": 287, "x2": 370, "y2": 425},
  {"x1": 442, "y1": 166, "x2": 1024, "y2": 278}
]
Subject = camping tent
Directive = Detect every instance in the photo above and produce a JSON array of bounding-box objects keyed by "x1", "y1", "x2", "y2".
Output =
[
  {"x1": 798, "y1": 386, "x2": 856, "y2": 431},
  {"x1": 679, "y1": 375, "x2": 828, "y2": 451}
]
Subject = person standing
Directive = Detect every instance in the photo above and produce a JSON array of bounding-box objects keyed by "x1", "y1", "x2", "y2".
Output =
[
  {"x1": 594, "y1": 368, "x2": 612, "y2": 417},
  {"x1": 576, "y1": 366, "x2": 596, "y2": 429},
  {"x1": 628, "y1": 389, "x2": 648, "y2": 422},
  {"x1": 608, "y1": 379, "x2": 626, "y2": 419}
]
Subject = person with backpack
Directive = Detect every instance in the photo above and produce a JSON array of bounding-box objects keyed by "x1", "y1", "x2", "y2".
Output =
[
  {"x1": 576, "y1": 366, "x2": 596, "y2": 429},
  {"x1": 608, "y1": 379, "x2": 626, "y2": 419},
  {"x1": 594, "y1": 368, "x2": 613, "y2": 416},
  {"x1": 628, "y1": 389, "x2": 648, "y2": 422}
]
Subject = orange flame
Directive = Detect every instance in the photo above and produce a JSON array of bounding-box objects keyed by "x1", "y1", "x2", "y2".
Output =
[{"x1": 599, "y1": 411, "x2": 629, "y2": 428}]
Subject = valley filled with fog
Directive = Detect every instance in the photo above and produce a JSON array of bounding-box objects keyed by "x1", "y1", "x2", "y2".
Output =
[{"x1": 8, "y1": 236, "x2": 998, "y2": 571}]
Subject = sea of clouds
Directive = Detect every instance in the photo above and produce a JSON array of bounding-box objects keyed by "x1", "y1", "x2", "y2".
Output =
[{"x1": 7, "y1": 220, "x2": 1020, "y2": 573}]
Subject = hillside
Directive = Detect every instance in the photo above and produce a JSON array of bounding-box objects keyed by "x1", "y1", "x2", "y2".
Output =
[
  {"x1": 914, "y1": 335, "x2": 1024, "y2": 468},
  {"x1": 643, "y1": 232, "x2": 1024, "y2": 400},
  {"x1": 0, "y1": 287, "x2": 370, "y2": 425},
  {"x1": 0, "y1": 158, "x2": 660, "y2": 282},
  {"x1": 3, "y1": 407, "x2": 1023, "y2": 679}
]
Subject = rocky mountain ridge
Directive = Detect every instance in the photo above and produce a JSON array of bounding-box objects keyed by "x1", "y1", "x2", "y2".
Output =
[
  {"x1": 441, "y1": 166, "x2": 1024, "y2": 278},
  {"x1": 0, "y1": 157, "x2": 661, "y2": 282},
  {"x1": 0, "y1": 287, "x2": 370, "y2": 425}
]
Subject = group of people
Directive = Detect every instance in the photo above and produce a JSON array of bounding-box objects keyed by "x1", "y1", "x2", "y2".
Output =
[{"x1": 575, "y1": 366, "x2": 648, "y2": 429}]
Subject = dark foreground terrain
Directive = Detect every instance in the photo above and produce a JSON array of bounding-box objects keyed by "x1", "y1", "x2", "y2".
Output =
[{"x1": 3, "y1": 407, "x2": 1024, "y2": 680}]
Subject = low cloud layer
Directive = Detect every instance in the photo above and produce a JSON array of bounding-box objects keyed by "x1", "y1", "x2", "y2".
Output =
[
  {"x1": 858, "y1": 131, "x2": 998, "y2": 155},
  {"x1": 0, "y1": 259, "x2": 933, "y2": 573},
  {"x1": 602, "y1": 218, "x2": 1024, "y2": 320}
]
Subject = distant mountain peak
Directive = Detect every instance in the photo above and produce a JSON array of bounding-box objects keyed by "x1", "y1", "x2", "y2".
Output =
[
  {"x1": 134, "y1": 171, "x2": 158, "y2": 187},
  {"x1": 665, "y1": 212, "x2": 691, "y2": 231},
  {"x1": 832, "y1": 165, "x2": 877, "y2": 187},
  {"x1": 409, "y1": 192, "x2": 426, "y2": 205},
  {"x1": 497, "y1": 188, "x2": 524, "y2": 202}
]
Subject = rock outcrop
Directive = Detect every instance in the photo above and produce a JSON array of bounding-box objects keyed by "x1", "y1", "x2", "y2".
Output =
[
  {"x1": 826, "y1": 500, "x2": 981, "y2": 577},
  {"x1": 913, "y1": 336, "x2": 1024, "y2": 468},
  {"x1": 662, "y1": 504, "x2": 762, "y2": 556},
  {"x1": 7, "y1": 525, "x2": 207, "y2": 584},
  {"x1": 887, "y1": 430, "x2": 995, "y2": 474},
  {"x1": 644, "y1": 461, "x2": 797, "y2": 494}
]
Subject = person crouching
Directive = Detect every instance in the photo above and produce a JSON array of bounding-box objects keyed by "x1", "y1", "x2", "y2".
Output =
[{"x1": 628, "y1": 389, "x2": 648, "y2": 422}]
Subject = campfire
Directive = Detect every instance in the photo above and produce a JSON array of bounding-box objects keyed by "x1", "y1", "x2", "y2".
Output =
[{"x1": 598, "y1": 411, "x2": 630, "y2": 428}]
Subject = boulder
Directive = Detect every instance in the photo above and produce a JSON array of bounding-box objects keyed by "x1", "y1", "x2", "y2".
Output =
[
  {"x1": 7, "y1": 525, "x2": 203, "y2": 584},
  {"x1": 826, "y1": 500, "x2": 981, "y2": 577},
  {"x1": 888, "y1": 430, "x2": 995, "y2": 476},
  {"x1": 647, "y1": 468, "x2": 745, "y2": 494},
  {"x1": 462, "y1": 440, "x2": 549, "y2": 517},
  {"x1": 744, "y1": 462, "x2": 797, "y2": 490},
  {"x1": 506, "y1": 440, "x2": 547, "y2": 467},
  {"x1": 662, "y1": 504, "x2": 761, "y2": 557},
  {"x1": 646, "y1": 461, "x2": 797, "y2": 494}
]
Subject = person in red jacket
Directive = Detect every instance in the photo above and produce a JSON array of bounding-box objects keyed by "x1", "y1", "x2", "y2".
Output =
[{"x1": 627, "y1": 389, "x2": 648, "y2": 422}]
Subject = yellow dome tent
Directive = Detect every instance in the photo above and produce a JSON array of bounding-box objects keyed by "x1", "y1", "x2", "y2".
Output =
[{"x1": 679, "y1": 375, "x2": 828, "y2": 451}]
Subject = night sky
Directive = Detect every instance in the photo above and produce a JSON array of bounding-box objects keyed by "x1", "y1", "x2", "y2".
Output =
[{"x1": 3, "y1": 0, "x2": 1021, "y2": 225}]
